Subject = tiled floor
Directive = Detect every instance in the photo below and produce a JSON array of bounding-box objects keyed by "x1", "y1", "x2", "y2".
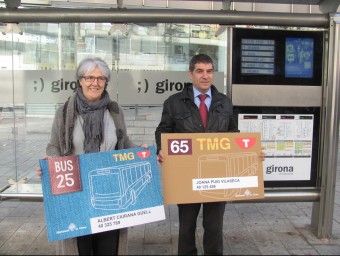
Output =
[{"x1": 1, "y1": 112, "x2": 340, "y2": 255}]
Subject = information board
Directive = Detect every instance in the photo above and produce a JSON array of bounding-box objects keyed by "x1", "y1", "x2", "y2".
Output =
[
  {"x1": 238, "y1": 113, "x2": 313, "y2": 181},
  {"x1": 234, "y1": 106, "x2": 320, "y2": 188}
]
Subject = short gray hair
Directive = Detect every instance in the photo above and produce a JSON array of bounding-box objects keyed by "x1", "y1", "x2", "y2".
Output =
[{"x1": 76, "y1": 57, "x2": 111, "y2": 81}]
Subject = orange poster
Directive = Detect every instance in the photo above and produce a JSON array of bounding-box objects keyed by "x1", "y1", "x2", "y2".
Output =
[{"x1": 161, "y1": 133, "x2": 264, "y2": 204}]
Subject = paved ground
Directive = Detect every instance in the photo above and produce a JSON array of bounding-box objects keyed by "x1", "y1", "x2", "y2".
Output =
[{"x1": 0, "y1": 109, "x2": 340, "y2": 255}]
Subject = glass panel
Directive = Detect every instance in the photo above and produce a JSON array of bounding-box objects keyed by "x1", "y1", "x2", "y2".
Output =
[
  {"x1": 0, "y1": 30, "x2": 17, "y2": 189},
  {"x1": 0, "y1": 22, "x2": 227, "y2": 192}
]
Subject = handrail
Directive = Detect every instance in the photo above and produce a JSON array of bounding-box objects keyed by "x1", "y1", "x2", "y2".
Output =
[{"x1": 0, "y1": 183, "x2": 320, "y2": 203}]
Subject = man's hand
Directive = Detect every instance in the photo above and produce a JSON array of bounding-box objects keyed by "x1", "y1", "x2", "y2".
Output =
[
  {"x1": 157, "y1": 150, "x2": 164, "y2": 164},
  {"x1": 260, "y1": 147, "x2": 265, "y2": 161}
]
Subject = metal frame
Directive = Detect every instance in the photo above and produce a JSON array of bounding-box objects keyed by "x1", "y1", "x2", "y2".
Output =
[
  {"x1": 311, "y1": 13, "x2": 340, "y2": 239},
  {"x1": 0, "y1": 8, "x2": 329, "y2": 27}
]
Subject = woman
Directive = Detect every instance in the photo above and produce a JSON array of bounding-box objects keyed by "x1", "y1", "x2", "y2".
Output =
[{"x1": 44, "y1": 57, "x2": 146, "y2": 255}]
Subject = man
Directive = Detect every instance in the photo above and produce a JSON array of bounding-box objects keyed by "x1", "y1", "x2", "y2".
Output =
[{"x1": 155, "y1": 54, "x2": 239, "y2": 255}]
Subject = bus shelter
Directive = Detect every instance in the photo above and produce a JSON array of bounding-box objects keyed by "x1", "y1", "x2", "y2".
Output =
[{"x1": 0, "y1": 0, "x2": 339, "y2": 243}]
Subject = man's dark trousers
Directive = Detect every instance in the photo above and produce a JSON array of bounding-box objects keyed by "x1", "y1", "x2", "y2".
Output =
[{"x1": 177, "y1": 201, "x2": 226, "y2": 255}]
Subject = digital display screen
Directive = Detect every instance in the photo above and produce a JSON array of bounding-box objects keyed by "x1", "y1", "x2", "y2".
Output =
[
  {"x1": 241, "y1": 39, "x2": 275, "y2": 75},
  {"x1": 285, "y1": 38, "x2": 314, "y2": 78},
  {"x1": 232, "y1": 28, "x2": 323, "y2": 85}
]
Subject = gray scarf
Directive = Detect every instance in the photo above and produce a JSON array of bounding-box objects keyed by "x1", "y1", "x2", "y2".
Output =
[{"x1": 76, "y1": 87, "x2": 111, "y2": 153}]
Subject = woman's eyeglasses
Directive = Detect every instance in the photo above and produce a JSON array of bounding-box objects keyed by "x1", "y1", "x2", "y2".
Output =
[{"x1": 82, "y1": 76, "x2": 107, "y2": 85}]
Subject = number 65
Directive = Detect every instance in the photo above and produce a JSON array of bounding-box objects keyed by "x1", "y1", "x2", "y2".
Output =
[{"x1": 170, "y1": 140, "x2": 189, "y2": 154}]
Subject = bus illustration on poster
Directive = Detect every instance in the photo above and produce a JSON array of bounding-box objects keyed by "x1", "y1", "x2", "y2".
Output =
[
  {"x1": 88, "y1": 162, "x2": 152, "y2": 210},
  {"x1": 198, "y1": 152, "x2": 259, "y2": 200}
]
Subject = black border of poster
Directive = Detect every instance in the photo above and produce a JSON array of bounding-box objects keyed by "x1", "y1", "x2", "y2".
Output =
[{"x1": 233, "y1": 106, "x2": 320, "y2": 188}]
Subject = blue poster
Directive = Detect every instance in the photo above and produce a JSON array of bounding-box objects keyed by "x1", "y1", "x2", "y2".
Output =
[
  {"x1": 285, "y1": 37, "x2": 314, "y2": 78},
  {"x1": 39, "y1": 146, "x2": 165, "y2": 242}
]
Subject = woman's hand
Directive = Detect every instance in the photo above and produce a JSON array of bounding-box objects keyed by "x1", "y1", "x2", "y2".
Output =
[
  {"x1": 140, "y1": 144, "x2": 148, "y2": 149},
  {"x1": 37, "y1": 155, "x2": 50, "y2": 178}
]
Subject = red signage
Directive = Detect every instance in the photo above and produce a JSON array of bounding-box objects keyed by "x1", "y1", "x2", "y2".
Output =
[{"x1": 48, "y1": 155, "x2": 82, "y2": 195}]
